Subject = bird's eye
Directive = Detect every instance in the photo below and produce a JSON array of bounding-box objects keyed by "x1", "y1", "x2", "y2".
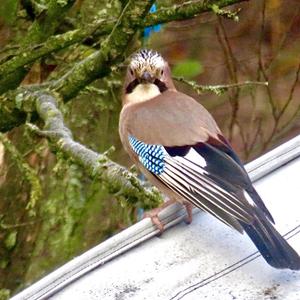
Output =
[
  {"x1": 160, "y1": 69, "x2": 164, "y2": 75},
  {"x1": 130, "y1": 69, "x2": 134, "y2": 75}
]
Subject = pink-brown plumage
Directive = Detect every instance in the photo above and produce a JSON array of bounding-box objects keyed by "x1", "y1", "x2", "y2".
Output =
[{"x1": 119, "y1": 49, "x2": 300, "y2": 270}]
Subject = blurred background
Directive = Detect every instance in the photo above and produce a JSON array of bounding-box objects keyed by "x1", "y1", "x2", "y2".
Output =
[{"x1": 1, "y1": 0, "x2": 300, "y2": 298}]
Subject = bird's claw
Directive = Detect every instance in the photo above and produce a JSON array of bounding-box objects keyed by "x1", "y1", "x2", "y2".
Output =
[
  {"x1": 144, "y1": 208, "x2": 165, "y2": 235},
  {"x1": 144, "y1": 199, "x2": 194, "y2": 235}
]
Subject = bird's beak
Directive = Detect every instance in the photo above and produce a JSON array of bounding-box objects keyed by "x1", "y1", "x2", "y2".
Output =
[{"x1": 140, "y1": 71, "x2": 154, "y2": 83}]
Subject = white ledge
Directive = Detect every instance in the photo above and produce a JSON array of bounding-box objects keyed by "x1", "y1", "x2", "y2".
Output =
[{"x1": 11, "y1": 134, "x2": 300, "y2": 300}]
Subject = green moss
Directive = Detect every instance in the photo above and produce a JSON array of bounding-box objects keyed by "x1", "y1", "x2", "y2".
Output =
[
  {"x1": 0, "y1": 289, "x2": 10, "y2": 300},
  {"x1": 4, "y1": 231, "x2": 17, "y2": 251}
]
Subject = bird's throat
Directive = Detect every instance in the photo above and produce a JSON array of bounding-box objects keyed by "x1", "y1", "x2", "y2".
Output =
[{"x1": 125, "y1": 83, "x2": 161, "y2": 104}]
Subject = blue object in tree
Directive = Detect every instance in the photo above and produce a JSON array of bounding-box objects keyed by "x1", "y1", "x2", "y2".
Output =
[{"x1": 144, "y1": 4, "x2": 162, "y2": 39}]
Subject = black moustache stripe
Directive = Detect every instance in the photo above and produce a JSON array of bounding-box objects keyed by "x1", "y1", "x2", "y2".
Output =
[
  {"x1": 154, "y1": 79, "x2": 168, "y2": 93},
  {"x1": 126, "y1": 78, "x2": 168, "y2": 94},
  {"x1": 126, "y1": 79, "x2": 139, "y2": 93}
]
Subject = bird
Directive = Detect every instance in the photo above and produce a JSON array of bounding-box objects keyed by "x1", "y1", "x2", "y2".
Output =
[{"x1": 119, "y1": 48, "x2": 300, "y2": 270}]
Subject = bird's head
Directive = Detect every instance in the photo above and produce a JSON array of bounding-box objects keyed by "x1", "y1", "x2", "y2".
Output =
[{"x1": 123, "y1": 49, "x2": 175, "y2": 104}]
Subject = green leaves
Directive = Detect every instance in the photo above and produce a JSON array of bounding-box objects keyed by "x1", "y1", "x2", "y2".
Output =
[
  {"x1": 0, "y1": 0, "x2": 19, "y2": 25},
  {"x1": 172, "y1": 59, "x2": 203, "y2": 79},
  {"x1": 4, "y1": 230, "x2": 17, "y2": 250}
]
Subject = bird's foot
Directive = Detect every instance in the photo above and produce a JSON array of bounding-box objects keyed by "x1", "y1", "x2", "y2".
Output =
[
  {"x1": 144, "y1": 200, "x2": 194, "y2": 235},
  {"x1": 183, "y1": 201, "x2": 193, "y2": 225},
  {"x1": 144, "y1": 199, "x2": 176, "y2": 235}
]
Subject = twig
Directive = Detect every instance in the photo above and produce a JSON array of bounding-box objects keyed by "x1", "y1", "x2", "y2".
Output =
[
  {"x1": 0, "y1": 0, "x2": 76, "y2": 94},
  {"x1": 211, "y1": 4, "x2": 241, "y2": 21},
  {"x1": 0, "y1": 18, "x2": 112, "y2": 81},
  {"x1": 216, "y1": 16, "x2": 240, "y2": 140},
  {"x1": 143, "y1": 0, "x2": 248, "y2": 26},
  {"x1": 275, "y1": 58, "x2": 300, "y2": 134},
  {"x1": 53, "y1": 0, "x2": 155, "y2": 101},
  {"x1": 257, "y1": 0, "x2": 277, "y2": 121},
  {"x1": 174, "y1": 77, "x2": 268, "y2": 95},
  {"x1": 0, "y1": 133, "x2": 42, "y2": 216},
  {"x1": 0, "y1": 0, "x2": 248, "y2": 88},
  {"x1": 0, "y1": 220, "x2": 38, "y2": 230},
  {"x1": 278, "y1": 58, "x2": 300, "y2": 119}
]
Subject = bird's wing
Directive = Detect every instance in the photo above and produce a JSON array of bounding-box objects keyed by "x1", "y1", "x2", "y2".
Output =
[
  {"x1": 129, "y1": 135, "x2": 253, "y2": 232},
  {"x1": 124, "y1": 90, "x2": 274, "y2": 231}
]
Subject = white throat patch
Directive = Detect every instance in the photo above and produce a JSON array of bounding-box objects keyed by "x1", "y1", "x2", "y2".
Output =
[{"x1": 125, "y1": 83, "x2": 160, "y2": 103}]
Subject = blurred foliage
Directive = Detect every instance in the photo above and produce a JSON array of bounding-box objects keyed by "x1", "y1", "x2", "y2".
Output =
[
  {"x1": 1, "y1": 0, "x2": 300, "y2": 297},
  {"x1": 172, "y1": 59, "x2": 203, "y2": 78},
  {"x1": 0, "y1": 289, "x2": 10, "y2": 300},
  {"x1": 0, "y1": 0, "x2": 19, "y2": 25}
]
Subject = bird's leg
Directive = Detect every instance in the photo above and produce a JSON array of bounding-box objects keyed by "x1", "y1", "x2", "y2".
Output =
[
  {"x1": 143, "y1": 198, "x2": 176, "y2": 234},
  {"x1": 144, "y1": 199, "x2": 194, "y2": 234},
  {"x1": 183, "y1": 201, "x2": 194, "y2": 224}
]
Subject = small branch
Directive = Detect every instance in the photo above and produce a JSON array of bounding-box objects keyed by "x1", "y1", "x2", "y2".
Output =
[
  {"x1": 0, "y1": 220, "x2": 38, "y2": 230},
  {"x1": 211, "y1": 4, "x2": 241, "y2": 21},
  {"x1": 52, "y1": 0, "x2": 155, "y2": 101},
  {"x1": 27, "y1": 91, "x2": 162, "y2": 209},
  {"x1": 174, "y1": 77, "x2": 268, "y2": 95},
  {"x1": 0, "y1": 0, "x2": 248, "y2": 85},
  {"x1": 0, "y1": 0, "x2": 76, "y2": 95},
  {"x1": 257, "y1": 0, "x2": 277, "y2": 121},
  {"x1": 217, "y1": 16, "x2": 241, "y2": 141},
  {"x1": 0, "y1": 0, "x2": 251, "y2": 133},
  {"x1": 0, "y1": 18, "x2": 112, "y2": 81},
  {"x1": 262, "y1": 57, "x2": 300, "y2": 151},
  {"x1": 142, "y1": 0, "x2": 248, "y2": 26},
  {"x1": 0, "y1": 133, "x2": 42, "y2": 216},
  {"x1": 271, "y1": 58, "x2": 300, "y2": 137},
  {"x1": 277, "y1": 58, "x2": 300, "y2": 120}
]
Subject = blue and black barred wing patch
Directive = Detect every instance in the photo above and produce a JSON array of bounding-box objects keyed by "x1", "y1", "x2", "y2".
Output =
[{"x1": 129, "y1": 135, "x2": 166, "y2": 175}]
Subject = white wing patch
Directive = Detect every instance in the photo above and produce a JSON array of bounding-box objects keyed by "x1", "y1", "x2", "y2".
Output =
[
  {"x1": 243, "y1": 190, "x2": 256, "y2": 207},
  {"x1": 183, "y1": 148, "x2": 207, "y2": 168}
]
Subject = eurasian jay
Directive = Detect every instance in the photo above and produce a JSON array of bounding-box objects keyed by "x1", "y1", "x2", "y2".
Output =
[{"x1": 119, "y1": 49, "x2": 300, "y2": 270}]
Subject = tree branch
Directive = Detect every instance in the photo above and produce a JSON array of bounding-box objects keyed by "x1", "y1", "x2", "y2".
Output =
[
  {"x1": 26, "y1": 91, "x2": 162, "y2": 209},
  {"x1": 52, "y1": 0, "x2": 155, "y2": 101},
  {"x1": 0, "y1": 0, "x2": 155, "y2": 133},
  {"x1": 143, "y1": 0, "x2": 248, "y2": 26},
  {"x1": 174, "y1": 77, "x2": 268, "y2": 95},
  {"x1": 0, "y1": 0, "x2": 248, "y2": 85},
  {"x1": 0, "y1": 0, "x2": 250, "y2": 134},
  {"x1": 0, "y1": 133, "x2": 42, "y2": 216},
  {"x1": 0, "y1": 18, "x2": 111, "y2": 81},
  {"x1": 0, "y1": 0, "x2": 76, "y2": 94}
]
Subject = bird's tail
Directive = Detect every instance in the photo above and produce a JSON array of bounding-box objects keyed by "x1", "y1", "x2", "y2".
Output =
[{"x1": 240, "y1": 211, "x2": 300, "y2": 270}]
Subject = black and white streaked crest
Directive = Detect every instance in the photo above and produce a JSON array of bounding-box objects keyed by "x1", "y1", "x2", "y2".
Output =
[{"x1": 130, "y1": 49, "x2": 165, "y2": 72}]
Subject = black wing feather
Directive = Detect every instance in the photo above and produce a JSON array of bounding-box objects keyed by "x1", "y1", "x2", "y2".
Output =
[{"x1": 197, "y1": 136, "x2": 275, "y2": 223}]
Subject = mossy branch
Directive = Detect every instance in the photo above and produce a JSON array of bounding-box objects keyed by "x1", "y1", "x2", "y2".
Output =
[
  {"x1": 142, "y1": 0, "x2": 248, "y2": 25},
  {"x1": 0, "y1": 0, "x2": 249, "y2": 134},
  {"x1": 0, "y1": 0, "x2": 248, "y2": 86},
  {"x1": 0, "y1": 18, "x2": 111, "y2": 81},
  {"x1": 0, "y1": 0, "x2": 76, "y2": 94},
  {"x1": 174, "y1": 77, "x2": 268, "y2": 95},
  {"x1": 52, "y1": 0, "x2": 155, "y2": 101},
  {"x1": 26, "y1": 91, "x2": 162, "y2": 209}
]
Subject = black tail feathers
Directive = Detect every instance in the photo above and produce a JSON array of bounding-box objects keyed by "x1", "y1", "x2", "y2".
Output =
[{"x1": 240, "y1": 213, "x2": 300, "y2": 270}]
